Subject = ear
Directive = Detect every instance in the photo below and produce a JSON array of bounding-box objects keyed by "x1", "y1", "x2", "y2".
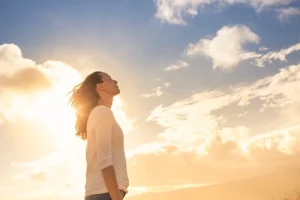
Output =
[{"x1": 96, "y1": 83, "x2": 104, "y2": 91}]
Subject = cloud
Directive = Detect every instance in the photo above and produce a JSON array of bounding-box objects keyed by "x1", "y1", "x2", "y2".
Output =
[
  {"x1": 146, "y1": 90, "x2": 228, "y2": 145},
  {"x1": 128, "y1": 143, "x2": 222, "y2": 186},
  {"x1": 164, "y1": 82, "x2": 171, "y2": 87},
  {"x1": 248, "y1": 0, "x2": 294, "y2": 9},
  {"x1": 141, "y1": 86, "x2": 163, "y2": 98},
  {"x1": 277, "y1": 7, "x2": 300, "y2": 22},
  {"x1": 141, "y1": 81, "x2": 171, "y2": 98},
  {"x1": 10, "y1": 156, "x2": 85, "y2": 200},
  {"x1": 137, "y1": 63, "x2": 300, "y2": 185},
  {"x1": 112, "y1": 96, "x2": 135, "y2": 135},
  {"x1": 29, "y1": 171, "x2": 48, "y2": 182},
  {"x1": 12, "y1": 145, "x2": 86, "y2": 189},
  {"x1": 0, "y1": 44, "x2": 53, "y2": 93},
  {"x1": 0, "y1": 44, "x2": 133, "y2": 134},
  {"x1": 148, "y1": 63, "x2": 300, "y2": 143},
  {"x1": 0, "y1": 44, "x2": 83, "y2": 124},
  {"x1": 0, "y1": 67, "x2": 53, "y2": 93},
  {"x1": 164, "y1": 60, "x2": 189, "y2": 71},
  {"x1": 0, "y1": 44, "x2": 36, "y2": 74},
  {"x1": 184, "y1": 26, "x2": 299, "y2": 70},
  {"x1": 186, "y1": 25, "x2": 260, "y2": 70},
  {"x1": 127, "y1": 125, "x2": 300, "y2": 186},
  {"x1": 247, "y1": 126, "x2": 300, "y2": 162},
  {"x1": 154, "y1": 0, "x2": 294, "y2": 25},
  {"x1": 259, "y1": 46, "x2": 269, "y2": 51},
  {"x1": 155, "y1": 78, "x2": 171, "y2": 87},
  {"x1": 254, "y1": 43, "x2": 300, "y2": 67}
]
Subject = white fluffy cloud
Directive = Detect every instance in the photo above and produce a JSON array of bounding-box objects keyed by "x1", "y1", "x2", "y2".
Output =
[
  {"x1": 0, "y1": 44, "x2": 133, "y2": 132},
  {"x1": 186, "y1": 25, "x2": 260, "y2": 70},
  {"x1": 0, "y1": 44, "x2": 36, "y2": 74},
  {"x1": 185, "y1": 25, "x2": 300, "y2": 70},
  {"x1": 155, "y1": 0, "x2": 294, "y2": 25}
]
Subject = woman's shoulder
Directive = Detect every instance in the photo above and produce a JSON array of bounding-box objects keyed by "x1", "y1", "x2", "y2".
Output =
[{"x1": 90, "y1": 105, "x2": 113, "y2": 118}]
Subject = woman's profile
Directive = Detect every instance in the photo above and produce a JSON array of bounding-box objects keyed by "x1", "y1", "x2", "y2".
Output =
[{"x1": 69, "y1": 71, "x2": 129, "y2": 200}]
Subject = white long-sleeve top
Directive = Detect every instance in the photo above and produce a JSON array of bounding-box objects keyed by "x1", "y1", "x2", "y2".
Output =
[{"x1": 85, "y1": 105, "x2": 129, "y2": 197}]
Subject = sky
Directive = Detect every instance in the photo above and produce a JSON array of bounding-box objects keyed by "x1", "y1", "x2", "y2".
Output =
[{"x1": 0, "y1": 0, "x2": 300, "y2": 199}]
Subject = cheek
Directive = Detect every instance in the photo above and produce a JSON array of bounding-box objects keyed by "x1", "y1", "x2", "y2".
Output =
[{"x1": 109, "y1": 84, "x2": 116, "y2": 90}]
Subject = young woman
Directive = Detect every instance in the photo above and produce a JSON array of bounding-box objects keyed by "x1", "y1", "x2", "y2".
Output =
[{"x1": 69, "y1": 71, "x2": 129, "y2": 200}]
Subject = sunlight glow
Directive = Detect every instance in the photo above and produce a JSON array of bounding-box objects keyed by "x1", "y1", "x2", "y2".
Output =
[{"x1": 6, "y1": 64, "x2": 133, "y2": 151}]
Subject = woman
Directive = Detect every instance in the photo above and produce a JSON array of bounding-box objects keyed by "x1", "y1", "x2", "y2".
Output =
[{"x1": 69, "y1": 71, "x2": 129, "y2": 200}]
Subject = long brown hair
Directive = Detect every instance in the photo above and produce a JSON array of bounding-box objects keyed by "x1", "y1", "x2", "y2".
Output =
[{"x1": 68, "y1": 71, "x2": 103, "y2": 140}]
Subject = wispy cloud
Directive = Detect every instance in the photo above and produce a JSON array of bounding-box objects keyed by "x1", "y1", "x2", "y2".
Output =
[
  {"x1": 254, "y1": 42, "x2": 300, "y2": 67},
  {"x1": 141, "y1": 86, "x2": 163, "y2": 98},
  {"x1": 164, "y1": 60, "x2": 189, "y2": 71},
  {"x1": 277, "y1": 7, "x2": 300, "y2": 22},
  {"x1": 186, "y1": 25, "x2": 261, "y2": 70},
  {"x1": 259, "y1": 46, "x2": 269, "y2": 51},
  {"x1": 164, "y1": 82, "x2": 171, "y2": 87},
  {"x1": 135, "y1": 62, "x2": 300, "y2": 185},
  {"x1": 148, "y1": 63, "x2": 300, "y2": 143},
  {"x1": 154, "y1": 0, "x2": 294, "y2": 25},
  {"x1": 141, "y1": 82, "x2": 171, "y2": 98}
]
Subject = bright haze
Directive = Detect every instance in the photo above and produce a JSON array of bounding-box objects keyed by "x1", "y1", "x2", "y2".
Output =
[{"x1": 1, "y1": 0, "x2": 300, "y2": 200}]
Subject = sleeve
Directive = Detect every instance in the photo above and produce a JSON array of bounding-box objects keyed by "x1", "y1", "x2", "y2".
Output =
[{"x1": 93, "y1": 106, "x2": 114, "y2": 170}]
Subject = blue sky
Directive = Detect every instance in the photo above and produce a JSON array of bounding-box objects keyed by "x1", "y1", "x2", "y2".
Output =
[
  {"x1": 1, "y1": 0, "x2": 299, "y2": 87},
  {"x1": 1, "y1": 0, "x2": 300, "y2": 199}
]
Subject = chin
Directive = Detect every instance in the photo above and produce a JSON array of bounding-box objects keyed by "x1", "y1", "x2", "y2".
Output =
[{"x1": 114, "y1": 90, "x2": 120, "y2": 96}]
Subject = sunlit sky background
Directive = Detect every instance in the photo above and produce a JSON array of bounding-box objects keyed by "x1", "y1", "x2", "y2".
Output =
[{"x1": 1, "y1": 0, "x2": 300, "y2": 199}]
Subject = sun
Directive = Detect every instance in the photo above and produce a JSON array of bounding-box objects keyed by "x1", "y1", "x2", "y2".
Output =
[
  {"x1": 9, "y1": 64, "x2": 133, "y2": 152},
  {"x1": 27, "y1": 88, "x2": 77, "y2": 141},
  {"x1": 11, "y1": 64, "x2": 84, "y2": 148}
]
